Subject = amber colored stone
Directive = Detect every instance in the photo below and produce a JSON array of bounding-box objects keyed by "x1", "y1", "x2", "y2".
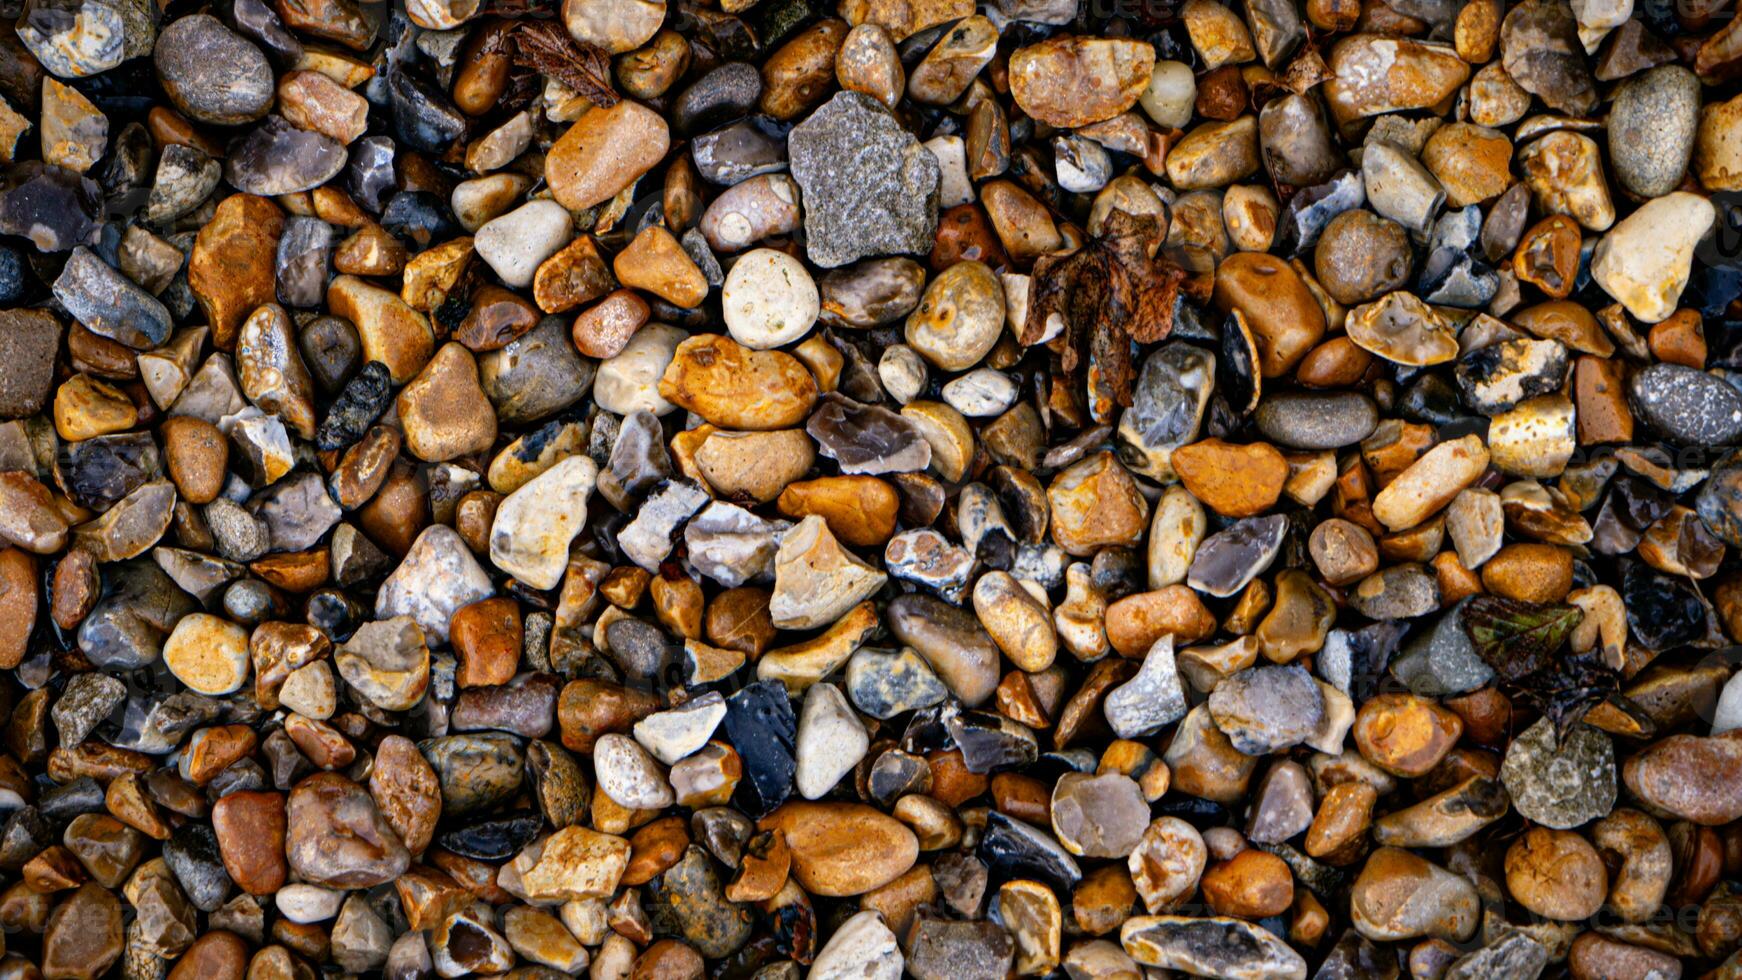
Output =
[
  {"x1": 929, "y1": 203, "x2": 1010, "y2": 271},
  {"x1": 1648, "y1": 309, "x2": 1706, "y2": 368},
  {"x1": 356, "y1": 462, "x2": 428, "y2": 557},
  {"x1": 1361, "y1": 421, "x2": 1435, "y2": 489},
  {"x1": 1512, "y1": 215, "x2": 1581, "y2": 298},
  {"x1": 1305, "y1": 780, "x2": 1375, "y2": 863},
  {"x1": 211, "y1": 790, "x2": 288, "y2": 895},
  {"x1": 1171, "y1": 439, "x2": 1289, "y2": 517},
  {"x1": 1072, "y1": 862, "x2": 1137, "y2": 935},
  {"x1": 456, "y1": 284, "x2": 541, "y2": 352},
  {"x1": 48, "y1": 743, "x2": 152, "y2": 783},
  {"x1": 725, "y1": 829, "x2": 792, "y2": 903},
  {"x1": 600, "y1": 566, "x2": 651, "y2": 608},
  {"x1": 1431, "y1": 551, "x2": 1484, "y2": 606},
  {"x1": 23, "y1": 846, "x2": 86, "y2": 892},
  {"x1": 1054, "y1": 658, "x2": 1137, "y2": 750},
  {"x1": 1296, "y1": 336, "x2": 1374, "y2": 387},
  {"x1": 1443, "y1": 688, "x2": 1511, "y2": 747},
  {"x1": 183, "y1": 724, "x2": 259, "y2": 783},
  {"x1": 990, "y1": 772, "x2": 1050, "y2": 825},
  {"x1": 1104, "y1": 586, "x2": 1218, "y2": 657},
  {"x1": 1291, "y1": 888, "x2": 1330, "y2": 946},
  {"x1": 558, "y1": 679, "x2": 662, "y2": 753},
  {"x1": 1480, "y1": 543, "x2": 1573, "y2": 602},
  {"x1": 622, "y1": 815, "x2": 690, "y2": 887},
  {"x1": 1201, "y1": 848, "x2": 1295, "y2": 919},
  {"x1": 334, "y1": 222, "x2": 407, "y2": 276},
  {"x1": 168, "y1": 930, "x2": 249, "y2": 980},
  {"x1": 1222, "y1": 578, "x2": 1272, "y2": 637},
  {"x1": 147, "y1": 106, "x2": 223, "y2": 157},
  {"x1": 250, "y1": 550, "x2": 329, "y2": 592},
  {"x1": 995, "y1": 671, "x2": 1051, "y2": 729},
  {"x1": 649, "y1": 570, "x2": 704, "y2": 640},
  {"x1": 0, "y1": 547, "x2": 37, "y2": 669},
  {"x1": 105, "y1": 771, "x2": 171, "y2": 839},
  {"x1": 312, "y1": 185, "x2": 369, "y2": 227},
  {"x1": 572, "y1": 289, "x2": 652, "y2": 359},
  {"x1": 429, "y1": 847, "x2": 516, "y2": 904},
  {"x1": 705, "y1": 587, "x2": 777, "y2": 658},
  {"x1": 1194, "y1": 64, "x2": 1248, "y2": 120},
  {"x1": 776, "y1": 476, "x2": 901, "y2": 548},
  {"x1": 534, "y1": 235, "x2": 616, "y2": 314},
  {"x1": 631, "y1": 939, "x2": 705, "y2": 980},
  {"x1": 51, "y1": 548, "x2": 99, "y2": 631},
  {"x1": 858, "y1": 864, "x2": 937, "y2": 937},
  {"x1": 1352, "y1": 693, "x2": 1464, "y2": 778},
  {"x1": 188, "y1": 194, "x2": 285, "y2": 349},
  {"x1": 394, "y1": 864, "x2": 473, "y2": 931},
  {"x1": 453, "y1": 490, "x2": 500, "y2": 554},
  {"x1": 926, "y1": 750, "x2": 989, "y2": 807},
  {"x1": 450, "y1": 597, "x2": 523, "y2": 688}
]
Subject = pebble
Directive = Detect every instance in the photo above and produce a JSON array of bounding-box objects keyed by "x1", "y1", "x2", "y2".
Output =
[
  {"x1": 1591, "y1": 191, "x2": 1715, "y2": 324},
  {"x1": 545, "y1": 101, "x2": 671, "y2": 210},
  {"x1": 156, "y1": 16, "x2": 273, "y2": 125},
  {"x1": 489, "y1": 455, "x2": 598, "y2": 590},
  {"x1": 722, "y1": 248, "x2": 817, "y2": 349},
  {"x1": 375, "y1": 524, "x2": 494, "y2": 645},
  {"x1": 1630, "y1": 362, "x2": 1742, "y2": 445},
  {"x1": 788, "y1": 92, "x2": 940, "y2": 268},
  {"x1": 794, "y1": 682, "x2": 868, "y2": 799},
  {"x1": 475, "y1": 200, "x2": 572, "y2": 289}
]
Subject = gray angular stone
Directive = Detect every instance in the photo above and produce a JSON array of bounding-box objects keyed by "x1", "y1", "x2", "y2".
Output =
[
  {"x1": 788, "y1": 91, "x2": 940, "y2": 268},
  {"x1": 1103, "y1": 636, "x2": 1188, "y2": 739},
  {"x1": 683, "y1": 501, "x2": 790, "y2": 587},
  {"x1": 1116, "y1": 342, "x2": 1214, "y2": 481},
  {"x1": 1390, "y1": 600, "x2": 1494, "y2": 696},
  {"x1": 1499, "y1": 718, "x2": 1617, "y2": 829},
  {"x1": 478, "y1": 317, "x2": 595, "y2": 425},
  {"x1": 619, "y1": 480, "x2": 709, "y2": 572},
  {"x1": 377, "y1": 524, "x2": 494, "y2": 645},
  {"x1": 53, "y1": 246, "x2": 171, "y2": 349}
]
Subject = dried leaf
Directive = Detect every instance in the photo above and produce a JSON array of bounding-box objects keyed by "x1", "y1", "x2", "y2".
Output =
[
  {"x1": 1460, "y1": 596, "x2": 1583, "y2": 682},
  {"x1": 1514, "y1": 650, "x2": 1621, "y2": 738},
  {"x1": 1021, "y1": 209, "x2": 1185, "y2": 409},
  {"x1": 512, "y1": 20, "x2": 619, "y2": 108}
]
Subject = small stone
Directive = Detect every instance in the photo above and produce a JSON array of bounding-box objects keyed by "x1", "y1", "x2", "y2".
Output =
[
  {"x1": 162, "y1": 614, "x2": 250, "y2": 696},
  {"x1": 376, "y1": 525, "x2": 494, "y2": 645},
  {"x1": 1592, "y1": 191, "x2": 1714, "y2": 324},
  {"x1": 1349, "y1": 847, "x2": 1478, "y2": 942},
  {"x1": 905, "y1": 260, "x2": 1004, "y2": 372},
  {"x1": 545, "y1": 101, "x2": 671, "y2": 210},
  {"x1": 768, "y1": 515, "x2": 887, "y2": 630},
  {"x1": 475, "y1": 199, "x2": 572, "y2": 289},
  {"x1": 595, "y1": 733, "x2": 675, "y2": 809},
  {"x1": 1009, "y1": 36, "x2": 1154, "y2": 128},
  {"x1": 396, "y1": 342, "x2": 497, "y2": 462},
  {"x1": 788, "y1": 92, "x2": 940, "y2": 268},
  {"x1": 156, "y1": 15, "x2": 273, "y2": 124},
  {"x1": 1630, "y1": 362, "x2": 1742, "y2": 445},
  {"x1": 488, "y1": 455, "x2": 597, "y2": 590},
  {"x1": 794, "y1": 682, "x2": 868, "y2": 799}
]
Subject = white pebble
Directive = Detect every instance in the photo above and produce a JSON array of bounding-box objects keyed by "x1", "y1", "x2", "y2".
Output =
[
  {"x1": 1140, "y1": 60, "x2": 1196, "y2": 128},
  {"x1": 723, "y1": 247, "x2": 819, "y2": 349},
  {"x1": 924, "y1": 134, "x2": 975, "y2": 208},
  {"x1": 475, "y1": 198, "x2": 572, "y2": 287},
  {"x1": 594, "y1": 322, "x2": 684, "y2": 417},
  {"x1": 941, "y1": 368, "x2": 1018, "y2": 417},
  {"x1": 878, "y1": 344, "x2": 928, "y2": 404}
]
